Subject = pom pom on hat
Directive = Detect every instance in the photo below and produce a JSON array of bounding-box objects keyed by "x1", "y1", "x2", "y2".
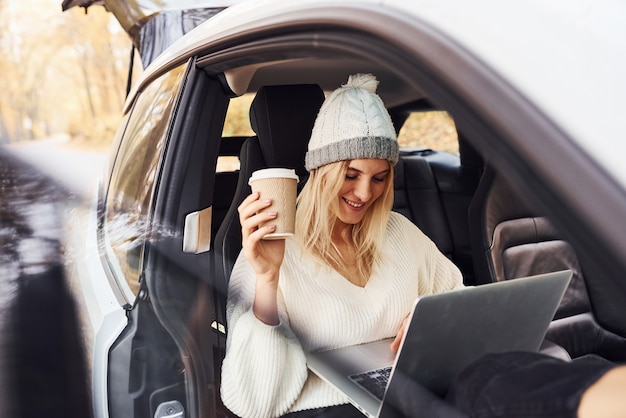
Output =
[
  {"x1": 305, "y1": 73, "x2": 398, "y2": 171},
  {"x1": 343, "y1": 72, "x2": 379, "y2": 93}
]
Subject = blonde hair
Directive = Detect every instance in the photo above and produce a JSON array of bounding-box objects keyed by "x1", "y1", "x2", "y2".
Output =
[{"x1": 295, "y1": 160, "x2": 395, "y2": 279}]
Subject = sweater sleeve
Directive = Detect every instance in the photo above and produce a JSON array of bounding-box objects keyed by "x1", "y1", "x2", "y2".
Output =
[
  {"x1": 427, "y1": 239, "x2": 465, "y2": 293},
  {"x1": 220, "y1": 252, "x2": 308, "y2": 418}
]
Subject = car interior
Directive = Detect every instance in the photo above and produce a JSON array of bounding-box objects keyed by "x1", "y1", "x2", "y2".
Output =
[
  {"x1": 206, "y1": 58, "x2": 626, "y2": 413},
  {"x1": 205, "y1": 56, "x2": 625, "y2": 348},
  {"x1": 110, "y1": 29, "x2": 626, "y2": 418},
  {"x1": 198, "y1": 75, "x2": 620, "y2": 415}
]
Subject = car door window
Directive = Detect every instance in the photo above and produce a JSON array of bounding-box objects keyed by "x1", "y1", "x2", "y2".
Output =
[
  {"x1": 216, "y1": 93, "x2": 254, "y2": 173},
  {"x1": 104, "y1": 64, "x2": 187, "y2": 296},
  {"x1": 397, "y1": 111, "x2": 459, "y2": 155}
]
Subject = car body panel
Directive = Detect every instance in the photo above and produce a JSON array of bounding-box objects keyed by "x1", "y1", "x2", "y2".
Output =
[
  {"x1": 387, "y1": 0, "x2": 626, "y2": 182},
  {"x1": 68, "y1": 189, "x2": 128, "y2": 418}
]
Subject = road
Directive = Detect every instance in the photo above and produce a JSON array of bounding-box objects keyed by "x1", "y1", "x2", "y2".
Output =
[
  {"x1": 0, "y1": 134, "x2": 105, "y2": 281},
  {"x1": 0, "y1": 134, "x2": 108, "y2": 311},
  {"x1": 0, "y1": 145, "x2": 93, "y2": 416},
  {"x1": 3, "y1": 135, "x2": 108, "y2": 199}
]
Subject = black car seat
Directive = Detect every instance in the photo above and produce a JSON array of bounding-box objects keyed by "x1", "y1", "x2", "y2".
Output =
[
  {"x1": 468, "y1": 165, "x2": 626, "y2": 361},
  {"x1": 393, "y1": 149, "x2": 454, "y2": 260},
  {"x1": 212, "y1": 84, "x2": 325, "y2": 348}
]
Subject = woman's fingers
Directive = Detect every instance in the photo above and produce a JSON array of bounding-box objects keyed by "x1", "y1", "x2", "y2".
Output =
[
  {"x1": 238, "y1": 193, "x2": 276, "y2": 238},
  {"x1": 238, "y1": 192, "x2": 266, "y2": 219},
  {"x1": 238, "y1": 192, "x2": 286, "y2": 279},
  {"x1": 390, "y1": 315, "x2": 411, "y2": 352},
  {"x1": 245, "y1": 220, "x2": 276, "y2": 245},
  {"x1": 390, "y1": 332, "x2": 403, "y2": 353},
  {"x1": 242, "y1": 210, "x2": 277, "y2": 242},
  {"x1": 238, "y1": 191, "x2": 260, "y2": 211}
]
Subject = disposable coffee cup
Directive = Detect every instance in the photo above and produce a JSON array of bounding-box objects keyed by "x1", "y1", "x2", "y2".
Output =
[{"x1": 248, "y1": 168, "x2": 299, "y2": 240}]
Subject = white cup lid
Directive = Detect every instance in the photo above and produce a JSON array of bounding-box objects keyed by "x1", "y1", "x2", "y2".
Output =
[{"x1": 249, "y1": 168, "x2": 299, "y2": 184}]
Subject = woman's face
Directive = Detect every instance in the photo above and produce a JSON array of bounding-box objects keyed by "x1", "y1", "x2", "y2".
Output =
[{"x1": 335, "y1": 158, "x2": 390, "y2": 226}]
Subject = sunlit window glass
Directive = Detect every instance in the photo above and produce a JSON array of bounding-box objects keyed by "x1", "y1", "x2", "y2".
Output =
[
  {"x1": 397, "y1": 111, "x2": 459, "y2": 155},
  {"x1": 104, "y1": 64, "x2": 187, "y2": 296},
  {"x1": 216, "y1": 93, "x2": 255, "y2": 173}
]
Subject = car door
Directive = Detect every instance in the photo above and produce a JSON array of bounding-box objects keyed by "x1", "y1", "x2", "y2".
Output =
[
  {"x1": 98, "y1": 61, "x2": 190, "y2": 418},
  {"x1": 104, "y1": 59, "x2": 230, "y2": 418},
  {"x1": 73, "y1": 58, "x2": 228, "y2": 418},
  {"x1": 132, "y1": 61, "x2": 229, "y2": 418}
]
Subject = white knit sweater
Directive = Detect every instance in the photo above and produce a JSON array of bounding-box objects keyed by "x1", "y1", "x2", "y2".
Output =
[{"x1": 221, "y1": 212, "x2": 463, "y2": 418}]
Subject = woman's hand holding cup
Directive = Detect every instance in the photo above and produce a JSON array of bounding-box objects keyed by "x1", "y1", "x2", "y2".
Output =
[{"x1": 238, "y1": 192, "x2": 286, "y2": 285}]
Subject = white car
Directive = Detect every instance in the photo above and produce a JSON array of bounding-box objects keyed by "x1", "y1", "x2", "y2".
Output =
[{"x1": 66, "y1": 1, "x2": 626, "y2": 417}]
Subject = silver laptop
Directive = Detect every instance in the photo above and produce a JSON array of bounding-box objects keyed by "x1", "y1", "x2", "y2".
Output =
[{"x1": 306, "y1": 270, "x2": 572, "y2": 417}]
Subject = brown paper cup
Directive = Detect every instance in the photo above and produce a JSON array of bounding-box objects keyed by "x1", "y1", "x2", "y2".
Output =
[{"x1": 248, "y1": 168, "x2": 299, "y2": 240}]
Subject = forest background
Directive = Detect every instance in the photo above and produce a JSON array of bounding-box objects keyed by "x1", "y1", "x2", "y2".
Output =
[{"x1": 0, "y1": 0, "x2": 138, "y2": 150}]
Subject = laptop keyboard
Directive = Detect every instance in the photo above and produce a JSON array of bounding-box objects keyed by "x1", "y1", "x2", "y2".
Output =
[{"x1": 349, "y1": 366, "x2": 392, "y2": 400}]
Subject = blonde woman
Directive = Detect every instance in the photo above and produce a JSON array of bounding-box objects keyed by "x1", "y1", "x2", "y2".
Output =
[{"x1": 221, "y1": 74, "x2": 463, "y2": 418}]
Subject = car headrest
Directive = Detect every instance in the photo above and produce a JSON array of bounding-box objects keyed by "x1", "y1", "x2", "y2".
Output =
[
  {"x1": 249, "y1": 84, "x2": 325, "y2": 180},
  {"x1": 483, "y1": 168, "x2": 538, "y2": 235}
]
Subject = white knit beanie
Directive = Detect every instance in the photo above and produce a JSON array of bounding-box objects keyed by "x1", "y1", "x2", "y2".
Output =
[{"x1": 304, "y1": 73, "x2": 398, "y2": 171}]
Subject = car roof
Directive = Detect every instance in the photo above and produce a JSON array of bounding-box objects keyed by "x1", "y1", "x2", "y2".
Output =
[{"x1": 126, "y1": 0, "x2": 626, "y2": 188}]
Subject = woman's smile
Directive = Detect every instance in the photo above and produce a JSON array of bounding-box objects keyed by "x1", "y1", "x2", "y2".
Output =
[{"x1": 342, "y1": 196, "x2": 366, "y2": 209}]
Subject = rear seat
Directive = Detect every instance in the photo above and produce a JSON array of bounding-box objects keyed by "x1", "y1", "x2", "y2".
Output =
[
  {"x1": 468, "y1": 165, "x2": 626, "y2": 361},
  {"x1": 393, "y1": 149, "x2": 454, "y2": 259},
  {"x1": 393, "y1": 144, "x2": 480, "y2": 285},
  {"x1": 394, "y1": 153, "x2": 574, "y2": 360}
]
